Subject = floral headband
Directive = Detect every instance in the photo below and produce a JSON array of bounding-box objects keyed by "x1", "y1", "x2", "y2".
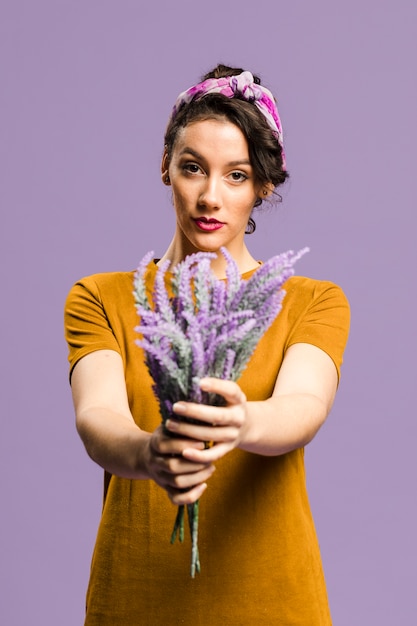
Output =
[{"x1": 170, "y1": 70, "x2": 285, "y2": 168}]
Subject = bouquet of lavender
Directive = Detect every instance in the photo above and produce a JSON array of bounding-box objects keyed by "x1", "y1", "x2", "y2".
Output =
[{"x1": 133, "y1": 246, "x2": 307, "y2": 576}]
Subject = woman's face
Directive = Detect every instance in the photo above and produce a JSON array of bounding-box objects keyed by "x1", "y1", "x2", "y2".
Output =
[{"x1": 163, "y1": 118, "x2": 263, "y2": 257}]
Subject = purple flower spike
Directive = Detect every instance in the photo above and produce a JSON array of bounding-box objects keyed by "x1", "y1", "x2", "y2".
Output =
[{"x1": 133, "y1": 245, "x2": 308, "y2": 577}]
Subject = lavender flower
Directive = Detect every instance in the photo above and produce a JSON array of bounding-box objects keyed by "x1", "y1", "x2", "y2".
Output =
[{"x1": 133, "y1": 246, "x2": 308, "y2": 576}]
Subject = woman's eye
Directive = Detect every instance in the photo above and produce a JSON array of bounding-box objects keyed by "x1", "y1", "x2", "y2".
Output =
[
  {"x1": 183, "y1": 163, "x2": 201, "y2": 174},
  {"x1": 230, "y1": 171, "x2": 248, "y2": 182}
]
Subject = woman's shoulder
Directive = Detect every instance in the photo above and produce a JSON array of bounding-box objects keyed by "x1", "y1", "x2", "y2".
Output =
[
  {"x1": 71, "y1": 259, "x2": 160, "y2": 293},
  {"x1": 276, "y1": 276, "x2": 350, "y2": 377},
  {"x1": 284, "y1": 275, "x2": 349, "y2": 306},
  {"x1": 72, "y1": 270, "x2": 135, "y2": 290},
  {"x1": 65, "y1": 271, "x2": 137, "y2": 314},
  {"x1": 281, "y1": 275, "x2": 350, "y2": 339}
]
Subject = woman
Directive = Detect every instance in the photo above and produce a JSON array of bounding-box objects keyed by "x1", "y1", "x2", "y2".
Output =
[{"x1": 65, "y1": 64, "x2": 350, "y2": 624}]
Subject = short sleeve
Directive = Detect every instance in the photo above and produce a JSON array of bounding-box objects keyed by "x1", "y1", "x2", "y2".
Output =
[
  {"x1": 64, "y1": 277, "x2": 122, "y2": 380},
  {"x1": 284, "y1": 280, "x2": 350, "y2": 380}
]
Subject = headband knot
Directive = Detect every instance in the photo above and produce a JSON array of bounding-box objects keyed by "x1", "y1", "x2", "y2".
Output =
[
  {"x1": 170, "y1": 71, "x2": 286, "y2": 169},
  {"x1": 229, "y1": 71, "x2": 263, "y2": 102}
]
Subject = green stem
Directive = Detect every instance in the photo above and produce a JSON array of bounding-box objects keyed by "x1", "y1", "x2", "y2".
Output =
[
  {"x1": 170, "y1": 505, "x2": 185, "y2": 543},
  {"x1": 187, "y1": 501, "x2": 200, "y2": 577}
]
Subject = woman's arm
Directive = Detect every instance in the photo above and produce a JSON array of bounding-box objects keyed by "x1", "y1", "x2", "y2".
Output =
[
  {"x1": 71, "y1": 349, "x2": 215, "y2": 504},
  {"x1": 241, "y1": 341, "x2": 338, "y2": 455},
  {"x1": 167, "y1": 342, "x2": 338, "y2": 461}
]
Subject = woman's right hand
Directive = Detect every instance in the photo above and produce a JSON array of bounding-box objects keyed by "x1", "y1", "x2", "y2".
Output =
[
  {"x1": 71, "y1": 349, "x2": 216, "y2": 504},
  {"x1": 144, "y1": 425, "x2": 216, "y2": 505}
]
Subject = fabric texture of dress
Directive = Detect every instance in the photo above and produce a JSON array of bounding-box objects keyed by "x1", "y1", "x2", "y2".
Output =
[{"x1": 64, "y1": 262, "x2": 350, "y2": 625}]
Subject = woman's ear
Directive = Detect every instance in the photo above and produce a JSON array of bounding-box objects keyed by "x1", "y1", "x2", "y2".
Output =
[
  {"x1": 258, "y1": 182, "x2": 274, "y2": 199},
  {"x1": 161, "y1": 148, "x2": 170, "y2": 186}
]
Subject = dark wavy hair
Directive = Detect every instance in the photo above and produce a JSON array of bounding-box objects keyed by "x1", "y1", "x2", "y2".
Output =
[{"x1": 164, "y1": 64, "x2": 289, "y2": 233}]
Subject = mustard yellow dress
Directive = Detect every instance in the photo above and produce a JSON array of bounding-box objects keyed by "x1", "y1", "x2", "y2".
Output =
[{"x1": 64, "y1": 262, "x2": 350, "y2": 625}]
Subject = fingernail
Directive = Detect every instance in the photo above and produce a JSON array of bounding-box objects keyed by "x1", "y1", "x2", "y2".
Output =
[{"x1": 173, "y1": 402, "x2": 187, "y2": 412}]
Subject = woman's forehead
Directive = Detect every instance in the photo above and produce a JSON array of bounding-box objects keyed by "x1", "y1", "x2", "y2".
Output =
[{"x1": 172, "y1": 119, "x2": 250, "y2": 160}]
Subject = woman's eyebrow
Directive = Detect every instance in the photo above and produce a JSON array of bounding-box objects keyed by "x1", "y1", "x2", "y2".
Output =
[
  {"x1": 226, "y1": 159, "x2": 252, "y2": 167},
  {"x1": 179, "y1": 147, "x2": 251, "y2": 168},
  {"x1": 179, "y1": 147, "x2": 203, "y2": 160}
]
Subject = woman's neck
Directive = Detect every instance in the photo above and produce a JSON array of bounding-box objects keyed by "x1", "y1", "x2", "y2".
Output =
[{"x1": 157, "y1": 237, "x2": 260, "y2": 279}]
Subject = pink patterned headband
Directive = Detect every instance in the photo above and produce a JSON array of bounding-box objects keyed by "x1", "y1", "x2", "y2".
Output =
[{"x1": 170, "y1": 70, "x2": 285, "y2": 168}]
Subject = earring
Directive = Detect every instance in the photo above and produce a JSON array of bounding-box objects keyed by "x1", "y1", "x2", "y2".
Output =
[
  {"x1": 263, "y1": 190, "x2": 268, "y2": 196},
  {"x1": 165, "y1": 175, "x2": 170, "y2": 184}
]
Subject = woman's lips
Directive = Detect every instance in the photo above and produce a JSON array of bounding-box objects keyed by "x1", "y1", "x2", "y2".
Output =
[{"x1": 193, "y1": 218, "x2": 224, "y2": 232}]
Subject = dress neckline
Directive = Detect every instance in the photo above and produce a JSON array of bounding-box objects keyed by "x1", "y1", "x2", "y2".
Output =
[{"x1": 152, "y1": 259, "x2": 262, "y2": 280}]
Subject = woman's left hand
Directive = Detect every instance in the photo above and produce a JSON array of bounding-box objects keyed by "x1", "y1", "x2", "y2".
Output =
[{"x1": 166, "y1": 377, "x2": 248, "y2": 463}]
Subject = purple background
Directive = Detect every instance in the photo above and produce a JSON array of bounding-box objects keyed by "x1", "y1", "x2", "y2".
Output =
[{"x1": 1, "y1": 1, "x2": 416, "y2": 623}]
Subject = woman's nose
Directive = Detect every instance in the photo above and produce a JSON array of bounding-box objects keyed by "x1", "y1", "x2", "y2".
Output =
[{"x1": 198, "y1": 176, "x2": 222, "y2": 210}]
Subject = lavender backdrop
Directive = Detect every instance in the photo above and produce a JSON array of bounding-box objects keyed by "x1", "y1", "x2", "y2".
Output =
[{"x1": 1, "y1": 1, "x2": 416, "y2": 624}]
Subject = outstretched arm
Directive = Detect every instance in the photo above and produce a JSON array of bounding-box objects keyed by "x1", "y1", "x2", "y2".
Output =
[
  {"x1": 71, "y1": 349, "x2": 214, "y2": 504},
  {"x1": 168, "y1": 342, "x2": 338, "y2": 462}
]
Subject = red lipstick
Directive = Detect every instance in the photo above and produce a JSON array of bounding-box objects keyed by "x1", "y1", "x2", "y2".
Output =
[{"x1": 194, "y1": 217, "x2": 224, "y2": 232}]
